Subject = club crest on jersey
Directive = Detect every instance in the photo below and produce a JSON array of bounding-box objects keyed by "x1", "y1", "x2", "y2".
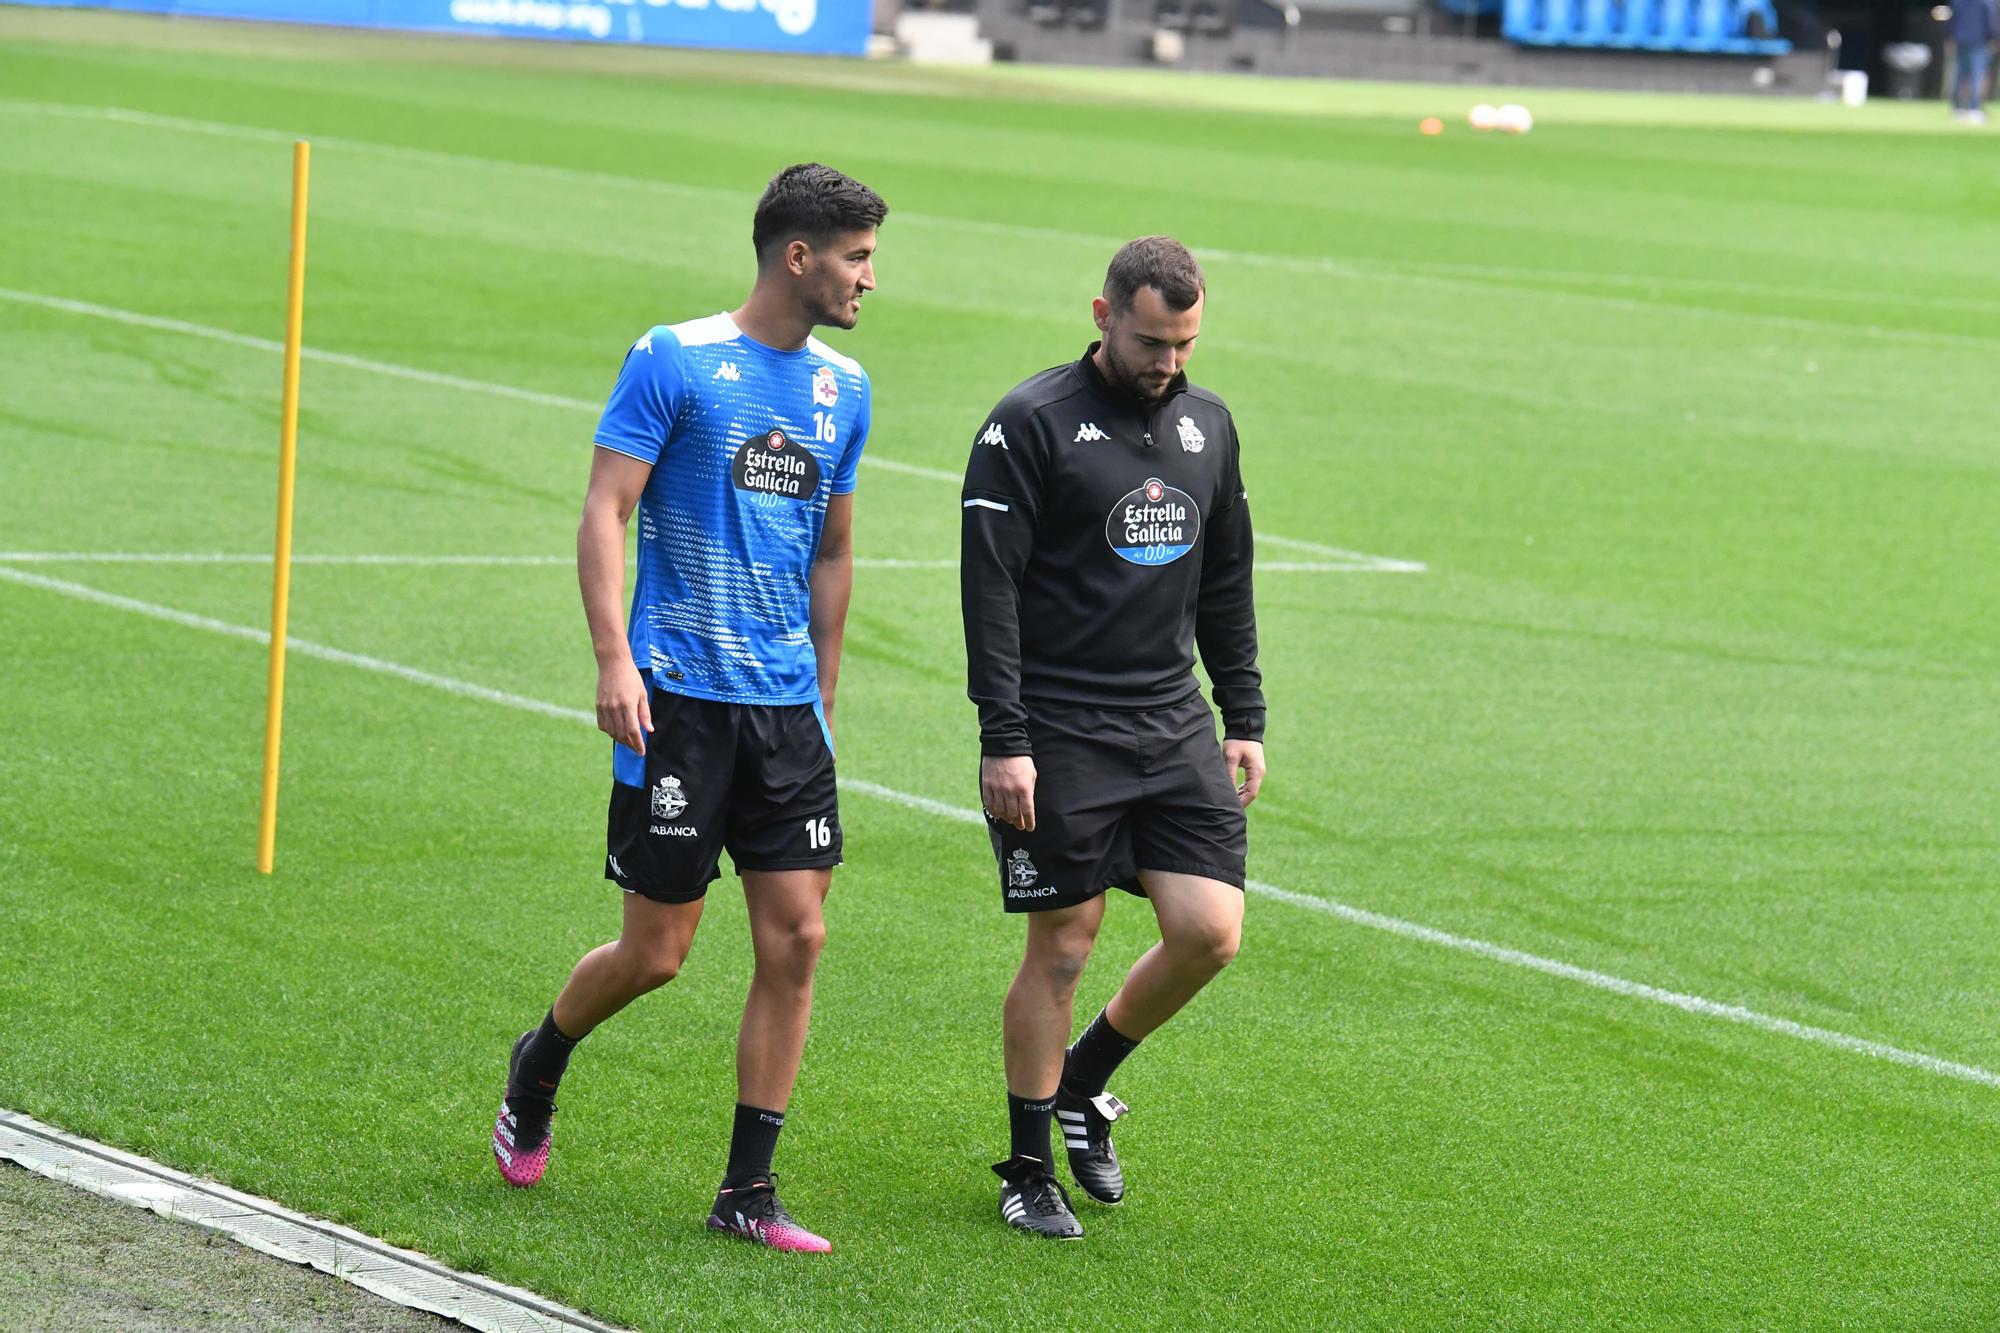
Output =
[
  {"x1": 1177, "y1": 416, "x2": 1206, "y2": 454},
  {"x1": 1105, "y1": 477, "x2": 1201, "y2": 566},
  {"x1": 732, "y1": 428, "x2": 822, "y2": 501},
  {"x1": 1006, "y1": 849, "x2": 1040, "y2": 889},
  {"x1": 813, "y1": 365, "x2": 839, "y2": 408},
  {"x1": 651, "y1": 775, "x2": 689, "y2": 821}
]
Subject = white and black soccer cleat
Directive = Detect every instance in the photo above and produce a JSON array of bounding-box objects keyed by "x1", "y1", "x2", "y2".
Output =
[
  {"x1": 992, "y1": 1156, "x2": 1083, "y2": 1240},
  {"x1": 1054, "y1": 1084, "x2": 1128, "y2": 1205}
]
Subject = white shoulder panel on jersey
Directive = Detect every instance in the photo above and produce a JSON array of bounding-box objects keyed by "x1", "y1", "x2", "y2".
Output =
[
  {"x1": 806, "y1": 336, "x2": 865, "y2": 378},
  {"x1": 671, "y1": 313, "x2": 741, "y2": 348}
]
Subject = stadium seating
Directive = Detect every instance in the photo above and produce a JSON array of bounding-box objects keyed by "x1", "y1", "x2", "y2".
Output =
[{"x1": 1500, "y1": 0, "x2": 1788, "y2": 52}]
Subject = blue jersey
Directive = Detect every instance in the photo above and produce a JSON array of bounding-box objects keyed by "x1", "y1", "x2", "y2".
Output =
[{"x1": 593, "y1": 313, "x2": 871, "y2": 706}]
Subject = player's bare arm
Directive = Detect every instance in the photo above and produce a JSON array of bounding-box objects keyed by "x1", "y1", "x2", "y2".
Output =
[
  {"x1": 807, "y1": 492, "x2": 854, "y2": 742},
  {"x1": 578, "y1": 447, "x2": 655, "y2": 754}
]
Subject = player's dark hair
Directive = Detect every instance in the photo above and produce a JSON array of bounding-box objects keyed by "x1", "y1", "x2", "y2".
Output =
[
  {"x1": 1103, "y1": 236, "x2": 1205, "y2": 313},
  {"x1": 752, "y1": 164, "x2": 888, "y2": 264}
]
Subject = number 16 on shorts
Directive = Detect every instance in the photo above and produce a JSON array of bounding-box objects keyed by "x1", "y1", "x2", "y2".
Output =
[{"x1": 804, "y1": 816, "x2": 834, "y2": 851}]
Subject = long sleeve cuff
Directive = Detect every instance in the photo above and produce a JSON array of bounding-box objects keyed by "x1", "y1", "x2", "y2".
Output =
[{"x1": 1222, "y1": 706, "x2": 1265, "y2": 742}]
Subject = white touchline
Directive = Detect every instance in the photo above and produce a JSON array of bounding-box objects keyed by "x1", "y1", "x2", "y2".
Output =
[
  {"x1": 0, "y1": 550, "x2": 1375, "y2": 574},
  {"x1": 0, "y1": 551, "x2": 959, "y2": 570},
  {"x1": 0, "y1": 287, "x2": 1426, "y2": 575},
  {"x1": 3, "y1": 562, "x2": 1994, "y2": 1092},
  {"x1": 5, "y1": 100, "x2": 1997, "y2": 341}
]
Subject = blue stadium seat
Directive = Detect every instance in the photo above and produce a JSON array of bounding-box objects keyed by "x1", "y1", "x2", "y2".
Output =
[
  {"x1": 1724, "y1": 0, "x2": 1790, "y2": 53},
  {"x1": 1535, "y1": 0, "x2": 1580, "y2": 42},
  {"x1": 1505, "y1": 0, "x2": 1789, "y2": 50},
  {"x1": 1640, "y1": 0, "x2": 1688, "y2": 47},
  {"x1": 1608, "y1": 0, "x2": 1655, "y2": 47},
  {"x1": 1501, "y1": 0, "x2": 1544, "y2": 43},
  {"x1": 1575, "y1": 0, "x2": 1617, "y2": 45},
  {"x1": 1687, "y1": 0, "x2": 1728, "y2": 51}
]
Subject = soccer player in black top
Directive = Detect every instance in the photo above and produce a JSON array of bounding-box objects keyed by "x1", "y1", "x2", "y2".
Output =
[{"x1": 961, "y1": 237, "x2": 1267, "y2": 1239}]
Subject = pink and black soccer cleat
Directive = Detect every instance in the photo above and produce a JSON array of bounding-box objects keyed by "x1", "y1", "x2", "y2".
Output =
[
  {"x1": 706, "y1": 1176, "x2": 832, "y2": 1253},
  {"x1": 492, "y1": 1031, "x2": 555, "y2": 1188}
]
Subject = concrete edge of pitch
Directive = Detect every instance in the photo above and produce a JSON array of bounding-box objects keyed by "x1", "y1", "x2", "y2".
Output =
[{"x1": 0, "y1": 1107, "x2": 633, "y2": 1333}]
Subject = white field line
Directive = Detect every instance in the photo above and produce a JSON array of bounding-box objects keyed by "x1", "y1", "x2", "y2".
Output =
[
  {"x1": 5, "y1": 99, "x2": 1995, "y2": 346},
  {"x1": 3, "y1": 561, "x2": 1995, "y2": 1093},
  {"x1": 0, "y1": 550, "x2": 1389, "y2": 573},
  {"x1": 0, "y1": 287, "x2": 1427, "y2": 575},
  {"x1": 0, "y1": 550, "x2": 958, "y2": 570}
]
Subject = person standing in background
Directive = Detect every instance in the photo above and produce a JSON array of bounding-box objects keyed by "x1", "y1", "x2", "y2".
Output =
[{"x1": 1948, "y1": 0, "x2": 1997, "y2": 123}]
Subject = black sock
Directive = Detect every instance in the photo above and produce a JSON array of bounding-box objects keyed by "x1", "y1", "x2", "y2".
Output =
[
  {"x1": 1007, "y1": 1090, "x2": 1056, "y2": 1169},
  {"x1": 724, "y1": 1104, "x2": 786, "y2": 1186},
  {"x1": 514, "y1": 1009, "x2": 580, "y2": 1098},
  {"x1": 1062, "y1": 1008, "x2": 1140, "y2": 1099}
]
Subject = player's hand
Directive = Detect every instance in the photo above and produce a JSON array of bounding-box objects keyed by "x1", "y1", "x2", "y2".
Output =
[
  {"x1": 981, "y1": 755, "x2": 1038, "y2": 832},
  {"x1": 1224, "y1": 739, "x2": 1265, "y2": 807},
  {"x1": 597, "y1": 661, "x2": 653, "y2": 755}
]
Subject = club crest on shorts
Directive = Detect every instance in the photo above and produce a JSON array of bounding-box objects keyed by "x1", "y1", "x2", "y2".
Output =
[
  {"x1": 1006, "y1": 849, "x2": 1040, "y2": 889},
  {"x1": 1177, "y1": 415, "x2": 1205, "y2": 453},
  {"x1": 1105, "y1": 477, "x2": 1201, "y2": 566},
  {"x1": 813, "y1": 365, "x2": 839, "y2": 407},
  {"x1": 651, "y1": 774, "x2": 689, "y2": 821}
]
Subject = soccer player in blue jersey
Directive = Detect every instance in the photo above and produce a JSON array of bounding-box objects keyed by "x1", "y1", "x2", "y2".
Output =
[{"x1": 490, "y1": 164, "x2": 885, "y2": 1254}]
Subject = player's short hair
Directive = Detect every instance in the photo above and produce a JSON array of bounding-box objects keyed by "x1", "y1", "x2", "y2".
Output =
[
  {"x1": 752, "y1": 164, "x2": 888, "y2": 263},
  {"x1": 1104, "y1": 236, "x2": 1205, "y2": 313}
]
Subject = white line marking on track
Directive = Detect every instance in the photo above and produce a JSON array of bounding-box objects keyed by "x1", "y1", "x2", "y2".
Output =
[
  {"x1": 0, "y1": 288, "x2": 1427, "y2": 575},
  {"x1": 5, "y1": 100, "x2": 1990, "y2": 348},
  {"x1": 3, "y1": 563, "x2": 1992, "y2": 1092}
]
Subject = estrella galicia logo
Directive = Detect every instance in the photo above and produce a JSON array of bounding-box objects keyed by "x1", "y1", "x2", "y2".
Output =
[
  {"x1": 1105, "y1": 477, "x2": 1201, "y2": 566},
  {"x1": 732, "y1": 428, "x2": 822, "y2": 501}
]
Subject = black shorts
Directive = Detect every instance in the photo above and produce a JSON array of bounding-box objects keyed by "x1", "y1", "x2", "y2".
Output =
[
  {"x1": 987, "y1": 694, "x2": 1247, "y2": 914},
  {"x1": 605, "y1": 685, "x2": 841, "y2": 904}
]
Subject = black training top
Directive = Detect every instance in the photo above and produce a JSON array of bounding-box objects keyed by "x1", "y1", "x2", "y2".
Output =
[{"x1": 960, "y1": 343, "x2": 1265, "y2": 758}]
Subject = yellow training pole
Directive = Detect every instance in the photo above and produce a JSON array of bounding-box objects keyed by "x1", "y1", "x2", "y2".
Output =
[{"x1": 258, "y1": 140, "x2": 311, "y2": 875}]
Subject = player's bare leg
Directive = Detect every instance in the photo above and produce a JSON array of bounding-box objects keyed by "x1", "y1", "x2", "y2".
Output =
[
  {"x1": 1005, "y1": 895, "x2": 1108, "y2": 1099},
  {"x1": 1055, "y1": 870, "x2": 1242, "y2": 1205},
  {"x1": 1105, "y1": 870, "x2": 1242, "y2": 1039},
  {"x1": 736, "y1": 867, "x2": 832, "y2": 1110},
  {"x1": 554, "y1": 892, "x2": 706, "y2": 1036},
  {"x1": 995, "y1": 895, "x2": 1105, "y2": 1238},
  {"x1": 707, "y1": 867, "x2": 834, "y2": 1253},
  {"x1": 496, "y1": 893, "x2": 703, "y2": 1187}
]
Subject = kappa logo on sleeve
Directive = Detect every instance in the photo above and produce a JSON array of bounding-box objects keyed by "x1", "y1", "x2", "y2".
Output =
[{"x1": 979, "y1": 422, "x2": 1008, "y2": 449}]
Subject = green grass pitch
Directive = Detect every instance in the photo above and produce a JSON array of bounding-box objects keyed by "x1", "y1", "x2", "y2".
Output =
[{"x1": 2, "y1": 7, "x2": 1999, "y2": 1327}]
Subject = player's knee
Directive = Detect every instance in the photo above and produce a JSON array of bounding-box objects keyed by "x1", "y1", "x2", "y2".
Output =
[
  {"x1": 1171, "y1": 918, "x2": 1240, "y2": 974},
  {"x1": 625, "y1": 950, "x2": 683, "y2": 992},
  {"x1": 758, "y1": 916, "x2": 826, "y2": 975},
  {"x1": 1026, "y1": 931, "x2": 1094, "y2": 989}
]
